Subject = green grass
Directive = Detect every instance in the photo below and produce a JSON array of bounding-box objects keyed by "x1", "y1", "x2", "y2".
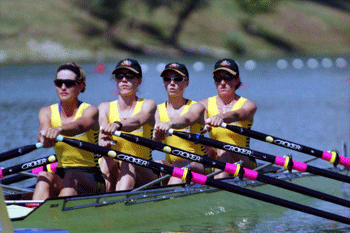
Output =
[{"x1": 0, "y1": 0, "x2": 350, "y2": 65}]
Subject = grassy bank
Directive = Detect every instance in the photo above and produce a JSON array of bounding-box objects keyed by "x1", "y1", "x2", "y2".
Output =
[{"x1": 1, "y1": 0, "x2": 350, "y2": 65}]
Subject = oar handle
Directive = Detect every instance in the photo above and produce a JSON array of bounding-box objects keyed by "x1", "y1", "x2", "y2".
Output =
[
  {"x1": 0, "y1": 143, "x2": 43, "y2": 163},
  {"x1": 168, "y1": 129, "x2": 174, "y2": 135}
]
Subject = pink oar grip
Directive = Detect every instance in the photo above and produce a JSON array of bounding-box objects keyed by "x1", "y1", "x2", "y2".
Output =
[
  {"x1": 292, "y1": 160, "x2": 308, "y2": 172},
  {"x1": 48, "y1": 162, "x2": 58, "y2": 173},
  {"x1": 275, "y1": 156, "x2": 286, "y2": 167},
  {"x1": 322, "y1": 151, "x2": 350, "y2": 167},
  {"x1": 32, "y1": 162, "x2": 58, "y2": 174},
  {"x1": 0, "y1": 169, "x2": 3, "y2": 178},
  {"x1": 224, "y1": 163, "x2": 237, "y2": 175},
  {"x1": 322, "y1": 151, "x2": 333, "y2": 161},
  {"x1": 243, "y1": 168, "x2": 259, "y2": 180},
  {"x1": 339, "y1": 156, "x2": 350, "y2": 167},
  {"x1": 275, "y1": 156, "x2": 307, "y2": 172},
  {"x1": 32, "y1": 166, "x2": 43, "y2": 174},
  {"x1": 172, "y1": 167, "x2": 207, "y2": 185},
  {"x1": 224, "y1": 163, "x2": 258, "y2": 180},
  {"x1": 191, "y1": 172, "x2": 207, "y2": 185}
]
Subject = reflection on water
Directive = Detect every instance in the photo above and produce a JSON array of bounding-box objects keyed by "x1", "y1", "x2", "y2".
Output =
[{"x1": 0, "y1": 57, "x2": 349, "y2": 232}]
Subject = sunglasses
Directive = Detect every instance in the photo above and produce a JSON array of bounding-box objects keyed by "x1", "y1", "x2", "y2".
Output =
[
  {"x1": 213, "y1": 74, "x2": 235, "y2": 82},
  {"x1": 162, "y1": 76, "x2": 186, "y2": 82},
  {"x1": 54, "y1": 79, "x2": 79, "y2": 88},
  {"x1": 114, "y1": 73, "x2": 137, "y2": 80}
]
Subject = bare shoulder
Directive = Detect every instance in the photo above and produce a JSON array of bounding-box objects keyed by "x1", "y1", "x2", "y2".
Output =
[
  {"x1": 190, "y1": 102, "x2": 206, "y2": 113},
  {"x1": 98, "y1": 102, "x2": 110, "y2": 112},
  {"x1": 83, "y1": 105, "x2": 99, "y2": 116},
  {"x1": 38, "y1": 106, "x2": 52, "y2": 125},
  {"x1": 198, "y1": 98, "x2": 208, "y2": 109},
  {"x1": 142, "y1": 99, "x2": 157, "y2": 111},
  {"x1": 243, "y1": 99, "x2": 257, "y2": 112},
  {"x1": 38, "y1": 106, "x2": 51, "y2": 117}
]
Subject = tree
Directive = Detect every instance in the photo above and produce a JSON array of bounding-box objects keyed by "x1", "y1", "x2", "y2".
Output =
[
  {"x1": 167, "y1": 0, "x2": 206, "y2": 47},
  {"x1": 140, "y1": 0, "x2": 208, "y2": 48},
  {"x1": 73, "y1": 0, "x2": 126, "y2": 40},
  {"x1": 233, "y1": 0, "x2": 298, "y2": 53}
]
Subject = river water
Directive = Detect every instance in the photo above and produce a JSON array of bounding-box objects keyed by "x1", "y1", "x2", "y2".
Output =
[{"x1": 0, "y1": 56, "x2": 350, "y2": 232}]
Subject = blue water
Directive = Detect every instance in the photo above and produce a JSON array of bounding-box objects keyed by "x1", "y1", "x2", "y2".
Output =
[{"x1": 1, "y1": 56, "x2": 350, "y2": 232}]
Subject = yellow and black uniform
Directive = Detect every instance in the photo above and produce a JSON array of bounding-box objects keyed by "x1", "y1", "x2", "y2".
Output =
[
  {"x1": 207, "y1": 96, "x2": 256, "y2": 167},
  {"x1": 108, "y1": 99, "x2": 153, "y2": 160},
  {"x1": 158, "y1": 100, "x2": 207, "y2": 163},
  {"x1": 51, "y1": 102, "x2": 105, "y2": 193}
]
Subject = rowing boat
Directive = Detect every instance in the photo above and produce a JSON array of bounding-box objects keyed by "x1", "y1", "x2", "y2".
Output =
[
  {"x1": 3, "y1": 161, "x2": 349, "y2": 233},
  {"x1": 2, "y1": 135, "x2": 350, "y2": 232}
]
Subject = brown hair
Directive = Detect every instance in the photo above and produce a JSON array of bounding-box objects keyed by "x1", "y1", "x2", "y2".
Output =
[{"x1": 56, "y1": 62, "x2": 86, "y2": 93}]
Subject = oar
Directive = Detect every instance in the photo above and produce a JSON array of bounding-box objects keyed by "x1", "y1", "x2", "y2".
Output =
[
  {"x1": 168, "y1": 130, "x2": 350, "y2": 184},
  {"x1": 0, "y1": 162, "x2": 58, "y2": 186},
  {"x1": 221, "y1": 123, "x2": 350, "y2": 168},
  {"x1": 1, "y1": 184, "x2": 34, "y2": 193},
  {"x1": 0, "y1": 143, "x2": 43, "y2": 162},
  {"x1": 55, "y1": 135, "x2": 350, "y2": 225},
  {"x1": 113, "y1": 131, "x2": 350, "y2": 208},
  {"x1": 0, "y1": 155, "x2": 57, "y2": 179}
]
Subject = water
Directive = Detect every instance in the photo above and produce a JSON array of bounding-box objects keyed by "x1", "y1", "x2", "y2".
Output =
[{"x1": 1, "y1": 56, "x2": 350, "y2": 232}]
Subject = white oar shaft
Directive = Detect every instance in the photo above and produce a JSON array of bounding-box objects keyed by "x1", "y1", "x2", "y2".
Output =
[{"x1": 5, "y1": 200, "x2": 44, "y2": 204}]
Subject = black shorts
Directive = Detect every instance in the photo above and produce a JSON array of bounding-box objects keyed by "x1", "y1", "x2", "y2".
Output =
[{"x1": 56, "y1": 167, "x2": 105, "y2": 193}]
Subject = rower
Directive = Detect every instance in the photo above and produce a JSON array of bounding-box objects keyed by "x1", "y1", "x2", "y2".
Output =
[
  {"x1": 32, "y1": 62, "x2": 105, "y2": 200},
  {"x1": 199, "y1": 58, "x2": 258, "y2": 179},
  {"x1": 153, "y1": 62, "x2": 213, "y2": 185},
  {"x1": 98, "y1": 58, "x2": 156, "y2": 191}
]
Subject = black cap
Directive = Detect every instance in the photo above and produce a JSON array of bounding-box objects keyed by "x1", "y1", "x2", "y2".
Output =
[
  {"x1": 160, "y1": 62, "x2": 189, "y2": 78},
  {"x1": 213, "y1": 59, "x2": 239, "y2": 76},
  {"x1": 112, "y1": 59, "x2": 142, "y2": 77}
]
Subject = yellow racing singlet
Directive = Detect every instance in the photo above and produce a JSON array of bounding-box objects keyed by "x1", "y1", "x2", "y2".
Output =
[
  {"x1": 51, "y1": 103, "x2": 99, "y2": 168},
  {"x1": 108, "y1": 99, "x2": 153, "y2": 160},
  {"x1": 158, "y1": 100, "x2": 207, "y2": 163},
  {"x1": 207, "y1": 96, "x2": 253, "y2": 148}
]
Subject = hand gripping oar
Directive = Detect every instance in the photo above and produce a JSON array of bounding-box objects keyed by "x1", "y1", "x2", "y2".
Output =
[
  {"x1": 168, "y1": 129, "x2": 350, "y2": 184},
  {"x1": 54, "y1": 135, "x2": 350, "y2": 225},
  {"x1": 221, "y1": 123, "x2": 349, "y2": 168},
  {"x1": 0, "y1": 143, "x2": 43, "y2": 163},
  {"x1": 113, "y1": 131, "x2": 350, "y2": 209},
  {"x1": 0, "y1": 154, "x2": 57, "y2": 179}
]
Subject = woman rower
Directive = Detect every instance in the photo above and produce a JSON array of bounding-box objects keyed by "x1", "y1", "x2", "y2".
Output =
[
  {"x1": 98, "y1": 58, "x2": 156, "y2": 191},
  {"x1": 199, "y1": 58, "x2": 257, "y2": 179},
  {"x1": 32, "y1": 62, "x2": 105, "y2": 200},
  {"x1": 153, "y1": 62, "x2": 211, "y2": 185}
]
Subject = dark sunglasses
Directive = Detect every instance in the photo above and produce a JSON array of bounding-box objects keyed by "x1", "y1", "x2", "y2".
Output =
[
  {"x1": 54, "y1": 79, "x2": 79, "y2": 88},
  {"x1": 213, "y1": 74, "x2": 235, "y2": 82},
  {"x1": 163, "y1": 76, "x2": 186, "y2": 82},
  {"x1": 114, "y1": 73, "x2": 137, "y2": 80}
]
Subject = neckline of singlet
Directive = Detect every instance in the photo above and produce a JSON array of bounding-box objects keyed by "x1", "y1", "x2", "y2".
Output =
[{"x1": 58, "y1": 101, "x2": 83, "y2": 115}]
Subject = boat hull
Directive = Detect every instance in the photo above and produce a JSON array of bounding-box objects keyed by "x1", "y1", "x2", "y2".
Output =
[{"x1": 9, "y1": 168, "x2": 349, "y2": 233}]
